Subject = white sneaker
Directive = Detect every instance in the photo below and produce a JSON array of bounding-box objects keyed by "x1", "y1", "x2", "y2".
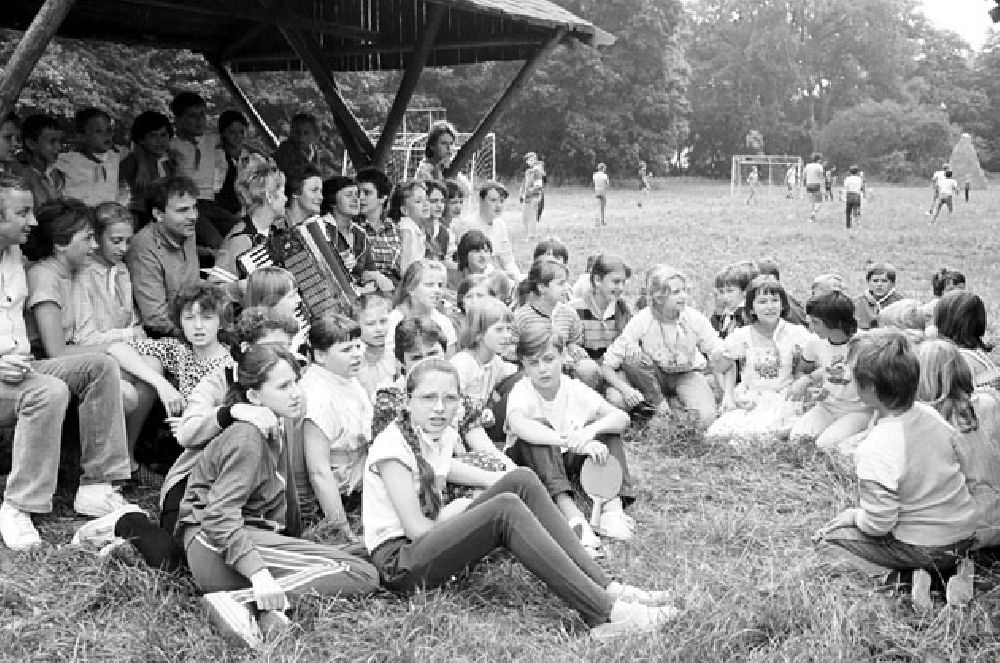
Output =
[
  {"x1": 606, "y1": 581, "x2": 672, "y2": 606},
  {"x1": 596, "y1": 510, "x2": 635, "y2": 541},
  {"x1": 591, "y1": 600, "x2": 681, "y2": 640},
  {"x1": 0, "y1": 502, "x2": 42, "y2": 551},
  {"x1": 74, "y1": 484, "x2": 134, "y2": 518},
  {"x1": 72, "y1": 504, "x2": 146, "y2": 547},
  {"x1": 202, "y1": 592, "x2": 263, "y2": 650}
]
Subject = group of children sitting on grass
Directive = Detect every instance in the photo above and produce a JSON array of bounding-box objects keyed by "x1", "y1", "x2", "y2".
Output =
[{"x1": 0, "y1": 95, "x2": 995, "y2": 644}]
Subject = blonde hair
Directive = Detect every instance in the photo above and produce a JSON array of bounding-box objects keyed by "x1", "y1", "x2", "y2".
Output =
[
  {"x1": 394, "y1": 259, "x2": 447, "y2": 309},
  {"x1": 459, "y1": 296, "x2": 513, "y2": 350},
  {"x1": 245, "y1": 266, "x2": 297, "y2": 309},
  {"x1": 646, "y1": 265, "x2": 687, "y2": 294},
  {"x1": 236, "y1": 153, "x2": 285, "y2": 214},
  {"x1": 916, "y1": 339, "x2": 978, "y2": 432},
  {"x1": 877, "y1": 298, "x2": 925, "y2": 333}
]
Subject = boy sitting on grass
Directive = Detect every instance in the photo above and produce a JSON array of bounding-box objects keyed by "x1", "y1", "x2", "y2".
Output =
[
  {"x1": 813, "y1": 328, "x2": 975, "y2": 611},
  {"x1": 853, "y1": 261, "x2": 903, "y2": 330}
]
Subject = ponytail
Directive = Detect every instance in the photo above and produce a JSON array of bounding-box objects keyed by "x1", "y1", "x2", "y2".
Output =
[{"x1": 395, "y1": 409, "x2": 442, "y2": 519}]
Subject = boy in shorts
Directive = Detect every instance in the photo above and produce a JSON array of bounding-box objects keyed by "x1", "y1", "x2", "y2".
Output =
[
  {"x1": 932, "y1": 170, "x2": 959, "y2": 222},
  {"x1": 803, "y1": 153, "x2": 824, "y2": 222}
]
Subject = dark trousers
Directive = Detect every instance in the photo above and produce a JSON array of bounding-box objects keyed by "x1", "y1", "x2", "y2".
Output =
[
  {"x1": 195, "y1": 200, "x2": 240, "y2": 250},
  {"x1": 506, "y1": 434, "x2": 635, "y2": 505},
  {"x1": 370, "y1": 468, "x2": 614, "y2": 627},
  {"x1": 115, "y1": 477, "x2": 187, "y2": 571},
  {"x1": 845, "y1": 193, "x2": 861, "y2": 228},
  {"x1": 824, "y1": 524, "x2": 972, "y2": 581}
]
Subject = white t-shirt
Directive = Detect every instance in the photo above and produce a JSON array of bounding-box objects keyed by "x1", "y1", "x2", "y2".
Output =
[
  {"x1": 931, "y1": 170, "x2": 946, "y2": 187},
  {"x1": 381, "y1": 307, "x2": 457, "y2": 376},
  {"x1": 593, "y1": 171, "x2": 609, "y2": 194},
  {"x1": 505, "y1": 375, "x2": 607, "y2": 451},
  {"x1": 843, "y1": 175, "x2": 864, "y2": 195},
  {"x1": 55, "y1": 148, "x2": 126, "y2": 206},
  {"x1": 807, "y1": 339, "x2": 859, "y2": 403},
  {"x1": 938, "y1": 178, "x2": 960, "y2": 198},
  {"x1": 362, "y1": 422, "x2": 457, "y2": 551},
  {"x1": 451, "y1": 351, "x2": 515, "y2": 403},
  {"x1": 803, "y1": 162, "x2": 824, "y2": 186}
]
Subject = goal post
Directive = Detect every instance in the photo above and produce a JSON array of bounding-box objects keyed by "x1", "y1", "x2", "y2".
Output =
[{"x1": 731, "y1": 154, "x2": 804, "y2": 197}]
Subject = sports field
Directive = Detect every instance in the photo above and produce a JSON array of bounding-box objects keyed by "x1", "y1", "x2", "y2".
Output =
[{"x1": 3, "y1": 181, "x2": 1000, "y2": 662}]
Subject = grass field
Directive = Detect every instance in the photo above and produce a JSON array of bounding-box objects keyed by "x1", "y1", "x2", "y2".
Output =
[{"x1": 4, "y1": 182, "x2": 1000, "y2": 662}]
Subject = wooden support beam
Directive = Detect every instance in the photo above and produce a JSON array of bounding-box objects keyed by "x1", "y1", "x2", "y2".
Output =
[
  {"x1": 276, "y1": 26, "x2": 377, "y2": 168},
  {"x1": 0, "y1": 0, "x2": 77, "y2": 121},
  {"x1": 372, "y1": 4, "x2": 446, "y2": 168},
  {"x1": 230, "y1": 39, "x2": 544, "y2": 66},
  {"x1": 207, "y1": 58, "x2": 279, "y2": 152},
  {"x1": 221, "y1": 24, "x2": 268, "y2": 61},
  {"x1": 114, "y1": 0, "x2": 377, "y2": 41},
  {"x1": 445, "y1": 29, "x2": 567, "y2": 179}
]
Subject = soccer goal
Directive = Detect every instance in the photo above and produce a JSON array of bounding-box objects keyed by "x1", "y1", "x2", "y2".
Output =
[
  {"x1": 731, "y1": 155, "x2": 804, "y2": 197},
  {"x1": 341, "y1": 106, "x2": 497, "y2": 186}
]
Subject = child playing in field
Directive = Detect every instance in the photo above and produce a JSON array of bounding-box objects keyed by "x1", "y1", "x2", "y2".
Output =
[
  {"x1": 709, "y1": 261, "x2": 757, "y2": 339},
  {"x1": 55, "y1": 108, "x2": 125, "y2": 207},
  {"x1": 853, "y1": 262, "x2": 903, "y2": 330},
  {"x1": 382, "y1": 260, "x2": 457, "y2": 376},
  {"x1": 932, "y1": 170, "x2": 960, "y2": 222},
  {"x1": 180, "y1": 344, "x2": 378, "y2": 648},
  {"x1": 568, "y1": 255, "x2": 645, "y2": 413},
  {"x1": 273, "y1": 112, "x2": 322, "y2": 181},
  {"x1": 506, "y1": 328, "x2": 637, "y2": 553},
  {"x1": 934, "y1": 291, "x2": 1000, "y2": 388},
  {"x1": 842, "y1": 165, "x2": 863, "y2": 228},
  {"x1": 300, "y1": 315, "x2": 371, "y2": 542},
  {"x1": 788, "y1": 291, "x2": 872, "y2": 451},
  {"x1": 357, "y1": 292, "x2": 393, "y2": 398},
  {"x1": 814, "y1": 329, "x2": 975, "y2": 611},
  {"x1": 917, "y1": 340, "x2": 1000, "y2": 562},
  {"x1": 363, "y1": 356, "x2": 676, "y2": 639},
  {"x1": 602, "y1": 265, "x2": 725, "y2": 427},
  {"x1": 707, "y1": 276, "x2": 817, "y2": 444},
  {"x1": 745, "y1": 166, "x2": 759, "y2": 205}
]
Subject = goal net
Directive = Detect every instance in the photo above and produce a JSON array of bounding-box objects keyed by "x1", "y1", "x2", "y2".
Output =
[
  {"x1": 731, "y1": 155, "x2": 804, "y2": 197},
  {"x1": 342, "y1": 131, "x2": 497, "y2": 186}
]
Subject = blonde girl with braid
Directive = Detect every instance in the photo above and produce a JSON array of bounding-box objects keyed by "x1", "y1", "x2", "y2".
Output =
[{"x1": 361, "y1": 358, "x2": 680, "y2": 639}]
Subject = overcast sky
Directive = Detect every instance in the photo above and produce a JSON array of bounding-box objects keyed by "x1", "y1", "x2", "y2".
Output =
[{"x1": 921, "y1": 0, "x2": 994, "y2": 48}]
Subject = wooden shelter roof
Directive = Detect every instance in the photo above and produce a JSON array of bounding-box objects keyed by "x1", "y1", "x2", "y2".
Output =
[{"x1": 2, "y1": 0, "x2": 613, "y2": 72}]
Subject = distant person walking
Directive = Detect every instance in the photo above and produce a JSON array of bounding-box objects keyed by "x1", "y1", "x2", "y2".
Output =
[
  {"x1": 784, "y1": 165, "x2": 796, "y2": 199},
  {"x1": 637, "y1": 161, "x2": 651, "y2": 207},
  {"x1": 963, "y1": 176, "x2": 971, "y2": 202},
  {"x1": 932, "y1": 169, "x2": 959, "y2": 223},
  {"x1": 803, "y1": 153, "x2": 825, "y2": 223},
  {"x1": 843, "y1": 165, "x2": 863, "y2": 228},
  {"x1": 745, "y1": 166, "x2": 759, "y2": 205},
  {"x1": 823, "y1": 167, "x2": 835, "y2": 201},
  {"x1": 519, "y1": 152, "x2": 544, "y2": 238},
  {"x1": 593, "y1": 163, "x2": 609, "y2": 226},
  {"x1": 927, "y1": 162, "x2": 948, "y2": 216}
]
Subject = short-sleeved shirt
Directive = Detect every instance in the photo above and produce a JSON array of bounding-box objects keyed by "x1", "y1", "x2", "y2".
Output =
[
  {"x1": 803, "y1": 162, "x2": 825, "y2": 187},
  {"x1": 0, "y1": 244, "x2": 30, "y2": 355},
  {"x1": 723, "y1": 321, "x2": 818, "y2": 394},
  {"x1": 363, "y1": 422, "x2": 457, "y2": 552},
  {"x1": 300, "y1": 364, "x2": 372, "y2": 495},
  {"x1": 843, "y1": 175, "x2": 864, "y2": 195},
  {"x1": 25, "y1": 257, "x2": 77, "y2": 354},
  {"x1": 451, "y1": 351, "x2": 515, "y2": 404},
  {"x1": 55, "y1": 149, "x2": 124, "y2": 206},
  {"x1": 512, "y1": 302, "x2": 584, "y2": 348},
  {"x1": 570, "y1": 295, "x2": 631, "y2": 360},
  {"x1": 593, "y1": 171, "x2": 609, "y2": 195},
  {"x1": 125, "y1": 222, "x2": 200, "y2": 337},
  {"x1": 806, "y1": 338, "x2": 860, "y2": 403},
  {"x1": 505, "y1": 375, "x2": 607, "y2": 451},
  {"x1": 939, "y1": 178, "x2": 960, "y2": 198},
  {"x1": 603, "y1": 307, "x2": 724, "y2": 373},
  {"x1": 129, "y1": 337, "x2": 234, "y2": 398}
]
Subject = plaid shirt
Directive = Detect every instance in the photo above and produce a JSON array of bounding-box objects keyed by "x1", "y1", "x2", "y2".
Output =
[{"x1": 361, "y1": 217, "x2": 401, "y2": 282}]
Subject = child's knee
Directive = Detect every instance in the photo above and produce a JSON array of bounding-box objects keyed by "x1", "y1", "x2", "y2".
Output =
[{"x1": 573, "y1": 359, "x2": 601, "y2": 387}]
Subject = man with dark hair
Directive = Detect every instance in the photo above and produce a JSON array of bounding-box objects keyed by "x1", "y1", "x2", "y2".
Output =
[
  {"x1": 0, "y1": 174, "x2": 136, "y2": 550},
  {"x1": 126, "y1": 175, "x2": 202, "y2": 337}
]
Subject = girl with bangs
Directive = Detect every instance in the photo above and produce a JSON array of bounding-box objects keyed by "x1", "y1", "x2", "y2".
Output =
[
  {"x1": 381, "y1": 259, "x2": 457, "y2": 376},
  {"x1": 707, "y1": 275, "x2": 819, "y2": 444}
]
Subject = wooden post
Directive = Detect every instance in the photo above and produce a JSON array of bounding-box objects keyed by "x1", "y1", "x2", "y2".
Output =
[
  {"x1": 208, "y1": 58, "x2": 279, "y2": 151},
  {"x1": 276, "y1": 27, "x2": 376, "y2": 168},
  {"x1": 445, "y1": 29, "x2": 567, "y2": 179},
  {"x1": 0, "y1": 0, "x2": 77, "y2": 120},
  {"x1": 372, "y1": 4, "x2": 446, "y2": 168}
]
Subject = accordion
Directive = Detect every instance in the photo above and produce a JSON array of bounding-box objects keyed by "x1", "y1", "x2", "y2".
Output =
[{"x1": 236, "y1": 220, "x2": 359, "y2": 320}]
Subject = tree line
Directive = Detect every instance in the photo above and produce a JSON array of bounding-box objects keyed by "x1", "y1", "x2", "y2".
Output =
[{"x1": 1, "y1": 0, "x2": 998, "y2": 181}]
